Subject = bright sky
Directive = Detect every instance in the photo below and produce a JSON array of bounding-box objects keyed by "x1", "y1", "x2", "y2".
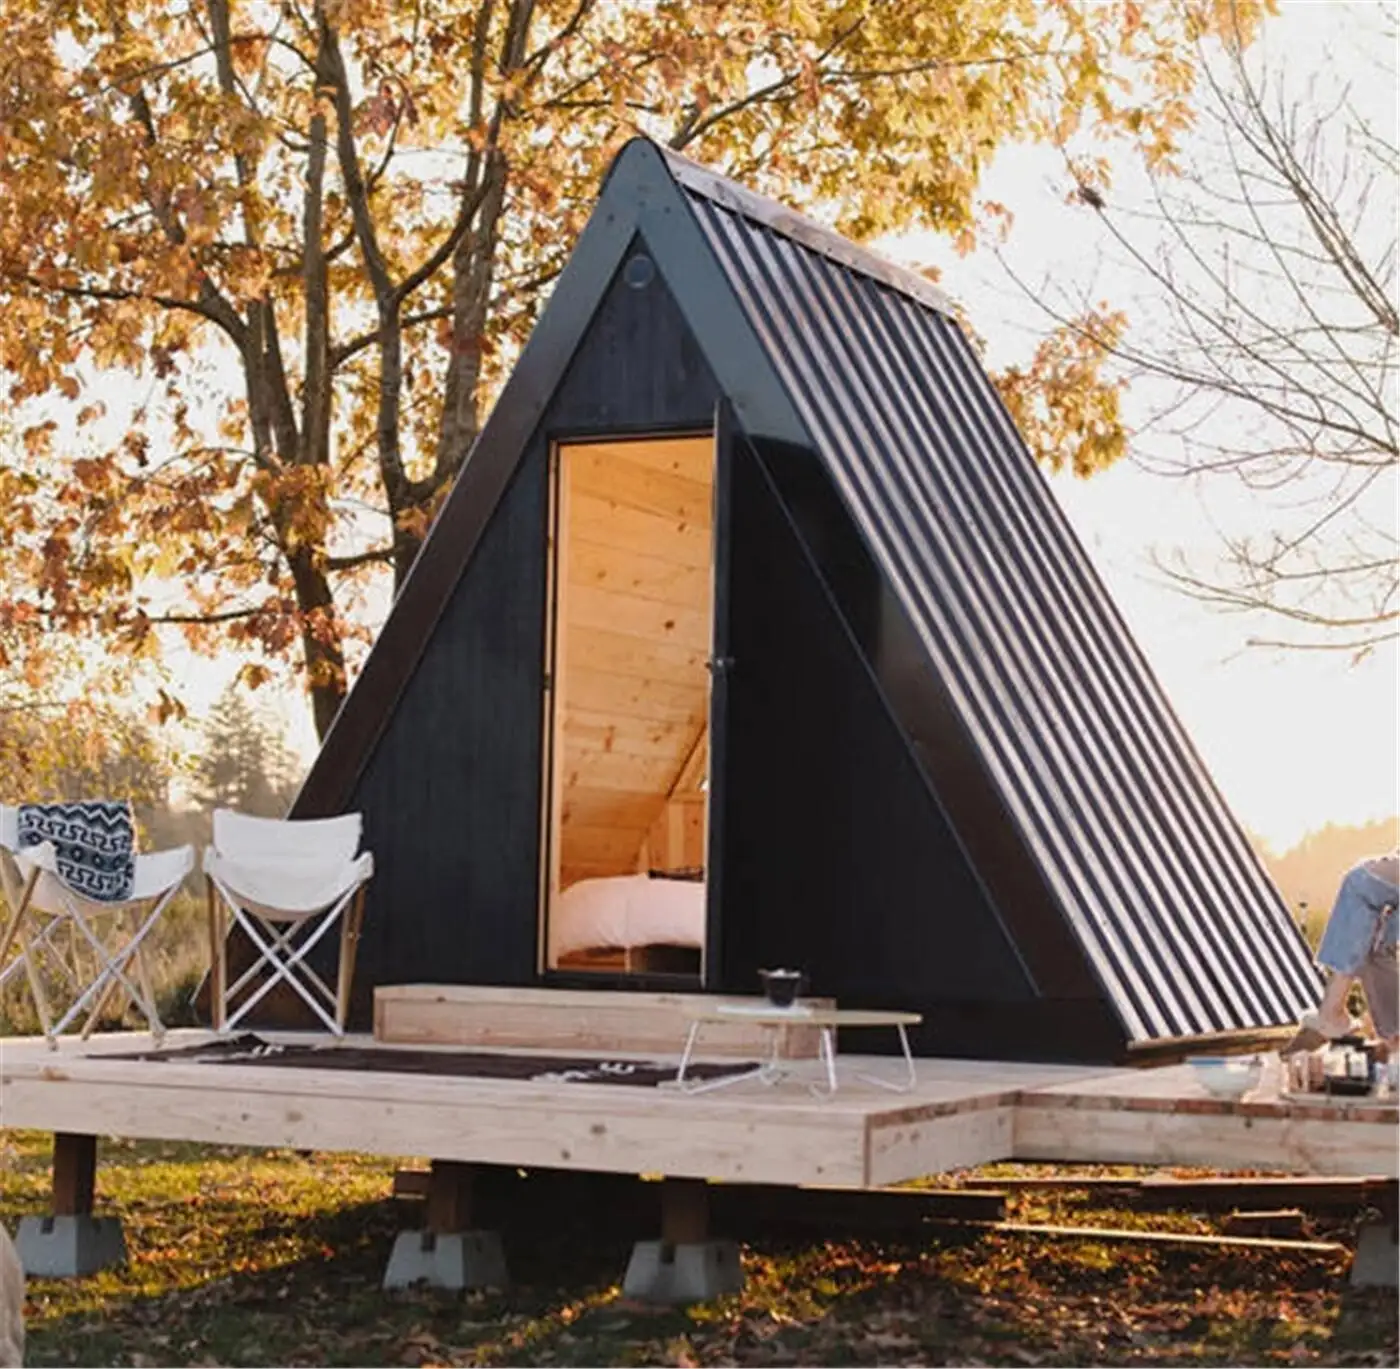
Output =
[
  {"x1": 43, "y1": 0, "x2": 1399, "y2": 852},
  {"x1": 875, "y1": 0, "x2": 1398, "y2": 852}
]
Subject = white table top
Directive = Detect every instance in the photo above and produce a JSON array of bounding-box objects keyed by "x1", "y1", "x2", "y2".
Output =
[{"x1": 685, "y1": 1003, "x2": 922, "y2": 1028}]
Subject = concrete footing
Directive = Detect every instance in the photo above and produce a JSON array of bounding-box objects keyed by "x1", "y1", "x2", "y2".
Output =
[
  {"x1": 1350, "y1": 1223, "x2": 1399, "y2": 1287},
  {"x1": 622, "y1": 1239, "x2": 744, "y2": 1304},
  {"x1": 382, "y1": 1229, "x2": 508, "y2": 1291},
  {"x1": 14, "y1": 1215, "x2": 126, "y2": 1278}
]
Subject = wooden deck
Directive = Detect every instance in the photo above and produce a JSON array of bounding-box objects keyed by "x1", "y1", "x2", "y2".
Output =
[{"x1": 1, "y1": 1032, "x2": 1395, "y2": 1186}]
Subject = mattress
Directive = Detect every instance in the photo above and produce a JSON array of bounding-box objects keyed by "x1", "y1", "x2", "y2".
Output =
[{"x1": 549, "y1": 873, "x2": 705, "y2": 961}]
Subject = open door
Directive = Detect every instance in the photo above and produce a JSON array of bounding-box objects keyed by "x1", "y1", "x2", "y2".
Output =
[
  {"x1": 541, "y1": 433, "x2": 716, "y2": 979},
  {"x1": 701, "y1": 401, "x2": 737, "y2": 990}
]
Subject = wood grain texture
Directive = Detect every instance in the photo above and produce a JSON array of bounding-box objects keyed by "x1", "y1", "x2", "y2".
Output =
[
  {"x1": 52, "y1": 1131, "x2": 97, "y2": 1217},
  {"x1": 374, "y1": 985, "x2": 828, "y2": 1059},
  {"x1": 566, "y1": 628, "x2": 708, "y2": 686},
  {"x1": 562, "y1": 669, "x2": 706, "y2": 726},
  {"x1": 548, "y1": 434, "x2": 714, "y2": 928},
  {"x1": 583, "y1": 436, "x2": 715, "y2": 483},
  {"x1": 1012, "y1": 1101, "x2": 1398, "y2": 1178},
  {"x1": 0, "y1": 1073, "x2": 868, "y2": 1185},
  {"x1": 562, "y1": 711, "x2": 697, "y2": 760},
  {"x1": 566, "y1": 495, "x2": 712, "y2": 564},
  {"x1": 866, "y1": 1105, "x2": 1015, "y2": 1189},
  {"x1": 567, "y1": 445, "x2": 713, "y2": 527},
  {"x1": 6, "y1": 1030, "x2": 1393, "y2": 1193}
]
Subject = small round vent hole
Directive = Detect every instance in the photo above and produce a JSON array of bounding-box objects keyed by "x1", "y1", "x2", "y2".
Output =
[{"x1": 623, "y1": 253, "x2": 656, "y2": 289}]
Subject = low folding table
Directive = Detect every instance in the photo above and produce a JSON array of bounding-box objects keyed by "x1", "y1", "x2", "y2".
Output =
[{"x1": 674, "y1": 1003, "x2": 922, "y2": 1097}]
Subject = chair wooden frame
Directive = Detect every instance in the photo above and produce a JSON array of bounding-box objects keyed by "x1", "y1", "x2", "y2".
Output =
[
  {"x1": 0, "y1": 836, "x2": 192, "y2": 1049},
  {"x1": 203, "y1": 810, "x2": 372, "y2": 1036},
  {"x1": 205, "y1": 878, "x2": 368, "y2": 1035}
]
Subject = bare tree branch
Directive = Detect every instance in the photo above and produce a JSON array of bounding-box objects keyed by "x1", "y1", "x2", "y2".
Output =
[
  {"x1": 326, "y1": 546, "x2": 395, "y2": 571},
  {"x1": 1004, "y1": 17, "x2": 1397, "y2": 653}
]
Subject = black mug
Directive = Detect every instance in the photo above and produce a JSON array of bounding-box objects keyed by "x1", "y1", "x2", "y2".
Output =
[{"x1": 759, "y1": 968, "x2": 805, "y2": 1008}]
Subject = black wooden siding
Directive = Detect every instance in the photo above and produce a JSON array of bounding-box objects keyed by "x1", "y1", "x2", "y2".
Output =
[
  {"x1": 747, "y1": 434, "x2": 1100, "y2": 1009},
  {"x1": 330, "y1": 240, "x2": 721, "y2": 1016},
  {"x1": 717, "y1": 432, "x2": 1043, "y2": 1046},
  {"x1": 343, "y1": 442, "x2": 548, "y2": 1004}
]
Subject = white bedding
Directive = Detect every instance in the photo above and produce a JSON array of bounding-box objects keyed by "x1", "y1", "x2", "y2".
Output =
[{"x1": 549, "y1": 873, "x2": 705, "y2": 961}]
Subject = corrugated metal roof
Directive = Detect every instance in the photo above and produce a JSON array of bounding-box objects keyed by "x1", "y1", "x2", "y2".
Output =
[{"x1": 672, "y1": 159, "x2": 1320, "y2": 1043}]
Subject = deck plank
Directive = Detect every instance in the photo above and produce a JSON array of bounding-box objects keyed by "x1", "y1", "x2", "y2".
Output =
[{"x1": 2, "y1": 1031, "x2": 1394, "y2": 1188}]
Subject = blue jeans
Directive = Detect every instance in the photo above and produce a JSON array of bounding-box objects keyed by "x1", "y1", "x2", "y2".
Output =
[{"x1": 1317, "y1": 864, "x2": 1399, "y2": 975}]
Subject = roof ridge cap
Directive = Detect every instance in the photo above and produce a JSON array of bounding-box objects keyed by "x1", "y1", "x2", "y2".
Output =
[{"x1": 653, "y1": 142, "x2": 954, "y2": 318}]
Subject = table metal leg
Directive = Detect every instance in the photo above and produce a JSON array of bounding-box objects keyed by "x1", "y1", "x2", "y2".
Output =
[
  {"x1": 670, "y1": 1016, "x2": 920, "y2": 1098},
  {"x1": 758, "y1": 1023, "x2": 786, "y2": 1085},
  {"x1": 675, "y1": 1020, "x2": 701, "y2": 1089},
  {"x1": 855, "y1": 1023, "x2": 918, "y2": 1093},
  {"x1": 809, "y1": 1026, "x2": 840, "y2": 1098},
  {"x1": 673, "y1": 1021, "x2": 773, "y2": 1095}
]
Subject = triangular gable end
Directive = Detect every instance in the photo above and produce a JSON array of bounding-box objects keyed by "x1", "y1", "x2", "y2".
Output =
[{"x1": 296, "y1": 140, "x2": 806, "y2": 819}]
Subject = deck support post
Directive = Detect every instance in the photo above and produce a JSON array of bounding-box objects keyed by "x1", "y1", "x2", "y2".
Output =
[
  {"x1": 1351, "y1": 1181, "x2": 1399, "y2": 1288},
  {"x1": 382, "y1": 1161, "x2": 508, "y2": 1291},
  {"x1": 623, "y1": 1178, "x2": 743, "y2": 1304},
  {"x1": 14, "y1": 1133, "x2": 126, "y2": 1277},
  {"x1": 53, "y1": 1132, "x2": 96, "y2": 1217}
]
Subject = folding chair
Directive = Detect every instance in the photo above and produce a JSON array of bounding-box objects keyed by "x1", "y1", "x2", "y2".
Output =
[
  {"x1": 203, "y1": 810, "x2": 373, "y2": 1036},
  {"x1": 0, "y1": 805, "x2": 194, "y2": 1049}
]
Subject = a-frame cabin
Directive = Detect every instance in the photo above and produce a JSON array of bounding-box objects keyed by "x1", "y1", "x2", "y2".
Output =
[{"x1": 292, "y1": 138, "x2": 1320, "y2": 1062}]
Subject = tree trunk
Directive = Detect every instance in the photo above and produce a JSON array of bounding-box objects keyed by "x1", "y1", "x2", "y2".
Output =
[
  {"x1": 390, "y1": 158, "x2": 513, "y2": 594},
  {"x1": 246, "y1": 336, "x2": 346, "y2": 742},
  {"x1": 286, "y1": 544, "x2": 347, "y2": 741}
]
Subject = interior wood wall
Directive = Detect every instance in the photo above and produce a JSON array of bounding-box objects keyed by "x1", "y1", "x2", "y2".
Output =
[{"x1": 553, "y1": 436, "x2": 714, "y2": 893}]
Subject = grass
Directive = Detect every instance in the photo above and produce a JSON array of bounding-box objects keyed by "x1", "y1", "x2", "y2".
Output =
[
  {"x1": 2, "y1": 1135, "x2": 1395, "y2": 1367},
  {"x1": 0, "y1": 892, "x2": 207, "y2": 1038}
]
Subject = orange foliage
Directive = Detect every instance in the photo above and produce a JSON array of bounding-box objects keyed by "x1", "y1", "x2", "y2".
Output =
[{"x1": 0, "y1": 0, "x2": 1271, "y2": 731}]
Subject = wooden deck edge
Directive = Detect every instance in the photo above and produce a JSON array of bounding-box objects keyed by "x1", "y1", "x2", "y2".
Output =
[
  {"x1": 1010, "y1": 1097, "x2": 1399, "y2": 1177},
  {"x1": 864, "y1": 1102, "x2": 1016, "y2": 1187},
  {"x1": 0, "y1": 1069, "x2": 872, "y2": 1187}
]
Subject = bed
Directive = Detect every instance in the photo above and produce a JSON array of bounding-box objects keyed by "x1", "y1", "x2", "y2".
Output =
[{"x1": 549, "y1": 872, "x2": 705, "y2": 970}]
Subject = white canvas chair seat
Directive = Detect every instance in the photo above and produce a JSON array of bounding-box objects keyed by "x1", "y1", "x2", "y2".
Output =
[
  {"x1": 11, "y1": 842, "x2": 193, "y2": 913},
  {"x1": 203, "y1": 810, "x2": 372, "y2": 1036},
  {"x1": 203, "y1": 849, "x2": 373, "y2": 921},
  {"x1": 0, "y1": 807, "x2": 194, "y2": 1049}
]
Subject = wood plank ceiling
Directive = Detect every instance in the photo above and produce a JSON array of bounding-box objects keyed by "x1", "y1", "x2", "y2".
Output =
[{"x1": 553, "y1": 436, "x2": 714, "y2": 891}]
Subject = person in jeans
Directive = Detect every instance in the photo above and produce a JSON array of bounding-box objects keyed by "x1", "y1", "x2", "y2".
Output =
[{"x1": 1301, "y1": 851, "x2": 1398, "y2": 1049}]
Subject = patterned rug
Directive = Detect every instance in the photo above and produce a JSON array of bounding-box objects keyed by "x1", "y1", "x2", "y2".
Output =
[{"x1": 100, "y1": 1033, "x2": 756, "y2": 1088}]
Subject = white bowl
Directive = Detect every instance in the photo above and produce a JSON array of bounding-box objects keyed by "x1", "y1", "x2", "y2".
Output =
[{"x1": 1188, "y1": 1055, "x2": 1263, "y2": 1099}]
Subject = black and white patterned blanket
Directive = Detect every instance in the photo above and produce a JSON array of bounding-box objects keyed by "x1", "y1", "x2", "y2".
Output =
[{"x1": 16, "y1": 801, "x2": 136, "y2": 903}]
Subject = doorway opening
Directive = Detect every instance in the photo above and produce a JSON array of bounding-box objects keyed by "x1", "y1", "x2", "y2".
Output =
[{"x1": 541, "y1": 434, "x2": 715, "y2": 979}]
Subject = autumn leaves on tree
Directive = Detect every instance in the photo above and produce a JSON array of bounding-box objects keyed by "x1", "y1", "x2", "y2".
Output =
[{"x1": 0, "y1": 0, "x2": 1268, "y2": 737}]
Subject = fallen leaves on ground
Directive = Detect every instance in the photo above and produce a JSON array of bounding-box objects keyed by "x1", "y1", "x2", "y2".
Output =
[{"x1": 0, "y1": 1135, "x2": 1394, "y2": 1367}]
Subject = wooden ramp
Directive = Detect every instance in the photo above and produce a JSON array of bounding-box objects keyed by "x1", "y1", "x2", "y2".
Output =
[{"x1": 1, "y1": 1031, "x2": 1395, "y2": 1186}]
